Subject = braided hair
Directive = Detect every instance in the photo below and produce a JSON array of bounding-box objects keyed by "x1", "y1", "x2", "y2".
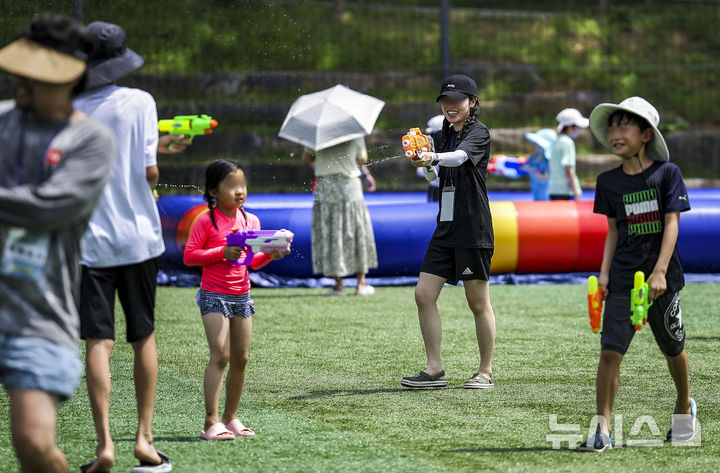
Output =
[
  {"x1": 203, "y1": 159, "x2": 244, "y2": 230},
  {"x1": 456, "y1": 98, "x2": 479, "y2": 144}
]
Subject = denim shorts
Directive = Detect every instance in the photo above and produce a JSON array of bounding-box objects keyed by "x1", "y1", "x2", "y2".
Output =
[
  {"x1": 0, "y1": 333, "x2": 82, "y2": 399},
  {"x1": 196, "y1": 289, "x2": 255, "y2": 318}
]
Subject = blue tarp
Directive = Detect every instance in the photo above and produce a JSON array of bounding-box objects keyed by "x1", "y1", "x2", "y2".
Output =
[{"x1": 158, "y1": 269, "x2": 720, "y2": 288}]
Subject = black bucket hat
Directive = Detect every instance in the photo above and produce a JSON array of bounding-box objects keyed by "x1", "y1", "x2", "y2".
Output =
[{"x1": 85, "y1": 21, "x2": 143, "y2": 90}]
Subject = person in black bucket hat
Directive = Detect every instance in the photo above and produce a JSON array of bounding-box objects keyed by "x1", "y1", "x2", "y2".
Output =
[
  {"x1": 74, "y1": 22, "x2": 173, "y2": 473},
  {"x1": 85, "y1": 21, "x2": 144, "y2": 90}
]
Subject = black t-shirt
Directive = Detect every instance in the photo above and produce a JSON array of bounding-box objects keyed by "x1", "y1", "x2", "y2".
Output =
[
  {"x1": 429, "y1": 120, "x2": 493, "y2": 248},
  {"x1": 593, "y1": 161, "x2": 690, "y2": 292}
]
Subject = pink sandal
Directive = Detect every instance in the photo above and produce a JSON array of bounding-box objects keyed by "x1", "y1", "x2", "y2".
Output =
[
  {"x1": 226, "y1": 418, "x2": 255, "y2": 437},
  {"x1": 201, "y1": 422, "x2": 235, "y2": 440}
]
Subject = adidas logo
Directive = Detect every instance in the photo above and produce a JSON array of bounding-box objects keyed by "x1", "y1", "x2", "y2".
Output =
[{"x1": 462, "y1": 267, "x2": 473, "y2": 275}]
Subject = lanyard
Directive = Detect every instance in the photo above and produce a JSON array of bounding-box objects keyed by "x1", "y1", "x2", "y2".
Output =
[{"x1": 443, "y1": 132, "x2": 456, "y2": 187}]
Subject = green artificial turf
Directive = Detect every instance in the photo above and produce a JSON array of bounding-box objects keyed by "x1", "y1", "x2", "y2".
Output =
[{"x1": 1, "y1": 283, "x2": 718, "y2": 472}]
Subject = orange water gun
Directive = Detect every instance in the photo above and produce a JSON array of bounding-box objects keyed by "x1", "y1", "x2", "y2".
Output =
[
  {"x1": 401, "y1": 128, "x2": 433, "y2": 168},
  {"x1": 587, "y1": 275, "x2": 603, "y2": 333}
]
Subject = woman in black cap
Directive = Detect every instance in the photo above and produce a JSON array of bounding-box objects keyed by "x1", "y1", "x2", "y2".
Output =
[{"x1": 402, "y1": 74, "x2": 496, "y2": 390}]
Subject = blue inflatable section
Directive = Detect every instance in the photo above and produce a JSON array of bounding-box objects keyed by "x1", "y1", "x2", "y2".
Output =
[{"x1": 158, "y1": 189, "x2": 720, "y2": 276}]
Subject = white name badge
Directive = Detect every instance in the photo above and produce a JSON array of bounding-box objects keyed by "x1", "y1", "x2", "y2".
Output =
[
  {"x1": 1, "y1": 227, "x2": 50, "y2": 282},
  {"x1": 440, "y1": 186, "x2": 455, "y2": 222}
]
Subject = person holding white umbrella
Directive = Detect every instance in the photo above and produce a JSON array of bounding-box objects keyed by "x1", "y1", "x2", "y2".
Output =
[{"x1": 281, "y1": 85, "x2": 380, "y2": 295}]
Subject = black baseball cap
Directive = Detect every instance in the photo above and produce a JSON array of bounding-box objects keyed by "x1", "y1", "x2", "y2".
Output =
[{"x1": 436, "y1": 74, "x2": 477, "y2": 102}]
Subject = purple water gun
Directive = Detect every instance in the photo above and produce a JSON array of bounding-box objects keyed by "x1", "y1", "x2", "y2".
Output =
[{"x1": 225, "y1": 228, "x2": 294, "y2": 266}]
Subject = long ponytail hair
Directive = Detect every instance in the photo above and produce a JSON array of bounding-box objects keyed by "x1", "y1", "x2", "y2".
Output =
[{"x1": 203, "y1": 159, "x2": 243, "y2": 230}]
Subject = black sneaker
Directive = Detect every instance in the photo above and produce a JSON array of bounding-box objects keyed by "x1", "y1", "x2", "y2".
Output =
[{"x1": 401, "y1": 370, "x2": 447, "y2": 388}]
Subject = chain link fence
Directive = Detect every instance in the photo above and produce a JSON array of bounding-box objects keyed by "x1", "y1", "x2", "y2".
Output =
[{"x1": 2, "y1": 1, "x2": 718, "y2": 187}]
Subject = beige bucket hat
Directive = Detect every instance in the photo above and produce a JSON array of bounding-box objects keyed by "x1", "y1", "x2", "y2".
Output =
[{"x1": 589, "y1": 96, "x2": 669, "y2": 161}]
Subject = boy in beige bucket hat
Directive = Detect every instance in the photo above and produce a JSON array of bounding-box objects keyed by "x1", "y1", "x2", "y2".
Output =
[
  {"x1": 0, "y1": 13, "x2": 115, "y2": 472},
  {"x1": 580, "y1": 96, "x2": 695, "y2": 451}
]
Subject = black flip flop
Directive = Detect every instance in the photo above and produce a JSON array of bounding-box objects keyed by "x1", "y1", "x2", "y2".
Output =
[
  {"x1": 79, "y1": 460, "x2": 111, "y2": 473},
  {"x1": 131, "y1": 449, "x2": 172, "y2": 473}
]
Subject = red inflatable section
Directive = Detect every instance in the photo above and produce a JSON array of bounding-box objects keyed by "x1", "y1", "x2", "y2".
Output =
[
  {"x1": 515, "y1": 201, "x2": 607, "y2": 273},
  {"x1": 574, "y1": 201, "x2": 608, "y2": 271}
]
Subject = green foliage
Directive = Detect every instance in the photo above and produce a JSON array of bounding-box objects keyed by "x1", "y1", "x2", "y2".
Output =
[
  {"x1": 1, "y1": 283, "x2": 719, "y2": 472},
  {"x1": 0, "y1": 1, "x2": 717, "y2": 127}
]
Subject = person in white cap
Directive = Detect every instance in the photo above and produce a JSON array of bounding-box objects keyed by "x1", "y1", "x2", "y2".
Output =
[
  {"x1": 0, "y1": 13, "x2": 115, "y2": 472},
  {"x1": 548, "y1": 107, "x2": 588, "y2": 200},
  {"x1": 579, "y1": 97, "x2": 694, "y2": 452}
]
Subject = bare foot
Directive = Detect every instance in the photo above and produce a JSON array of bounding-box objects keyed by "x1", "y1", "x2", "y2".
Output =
[
  {"x1": 82, "y1": 447, "x2": 113, "y2": 473},
  {"x1": 134, "y1": 435, "x2": 161, "y2": 465}
]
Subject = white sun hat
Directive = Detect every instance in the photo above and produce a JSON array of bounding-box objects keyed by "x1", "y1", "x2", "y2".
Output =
[
  {"x1": 524, "y1": 128, "x2": 557, "y2": 159},
  {"x1": 555, "y1": 108, "x2": 589, "y2": 131},
  {"x1": 589, "y1": 96, "x2": 669, "y2": 162}
]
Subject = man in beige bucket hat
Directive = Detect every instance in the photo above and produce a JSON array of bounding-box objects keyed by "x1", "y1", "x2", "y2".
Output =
[{"x1": 0, "y1": 13, "x2": 116, "y2": 473}]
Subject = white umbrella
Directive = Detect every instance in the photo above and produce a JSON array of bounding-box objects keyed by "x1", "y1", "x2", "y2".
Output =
[{"x1": 278, "y1": 84, "x2": 385, "y2": 151}]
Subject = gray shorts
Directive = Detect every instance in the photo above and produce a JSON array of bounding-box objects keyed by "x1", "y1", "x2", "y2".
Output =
[
  {"x1": 0, "y1": 333, "x2": 82, "y2": 399},
  {"x1": 601, "y1": 289, "x2": 685, "y2": 356}
]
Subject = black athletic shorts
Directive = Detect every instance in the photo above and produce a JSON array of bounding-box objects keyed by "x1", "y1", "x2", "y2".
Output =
[
  {"x1": 601, "y1": 289, "x2": 685, "y2": 357},
  {"x1": 420, "y1": 241, "x2": 493, "y2": 285},
  {"x1": 80, "y1": 258, "x2": 158, "y2": 343}
]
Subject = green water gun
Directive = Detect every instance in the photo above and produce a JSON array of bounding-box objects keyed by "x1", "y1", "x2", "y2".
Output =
[
  {"x1": 630, "y1": 271, "x2": 652, "y2": 330},
  {"x1": 158, "y1": 114, "x2": 218, "y2": 142}
]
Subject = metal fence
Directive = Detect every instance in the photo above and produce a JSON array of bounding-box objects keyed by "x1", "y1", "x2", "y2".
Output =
[
  {"x1": 2, "y1": 1, "x2": 718, "y2": 126},
  {"x1": 1, "y1": 1, "x2": 718, "y2": 186}
]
